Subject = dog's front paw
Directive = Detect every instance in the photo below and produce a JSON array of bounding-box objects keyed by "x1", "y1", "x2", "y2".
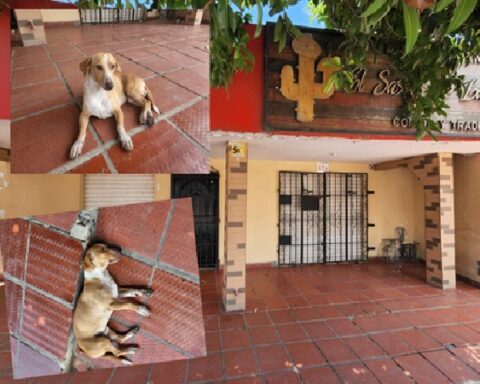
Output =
[
  {"x1": 70, "y1": 140, "x2": 85, "y2": 159},
  {"x1": 119, "y1": 133, "x2": 133, "y2": 151},
  {"x1": 120, "y1": 357, "x2": 133, "y2": 365},
  {"x1": 136, "y1": 305, "x2": 150, "y2": 317}
]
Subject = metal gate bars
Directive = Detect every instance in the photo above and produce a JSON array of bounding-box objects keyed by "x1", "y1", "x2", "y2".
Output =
[
  {"x1": 171, "y1": 173, "x2": 220, "y2": 268},
  {"x1": 278, "y1": 171, "x2": 370, "y2": 265}
]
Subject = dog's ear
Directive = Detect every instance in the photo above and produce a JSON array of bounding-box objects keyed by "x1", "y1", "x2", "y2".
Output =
[
  {"x1": 79, "y1": 57, "x2": 92, "y2": 76},
  {"x1": 84, "y1": 245, "x2": 100, "y2": 269},
  {"x1": 114, "y1": 59, "x2": 121, "y2": 73}
]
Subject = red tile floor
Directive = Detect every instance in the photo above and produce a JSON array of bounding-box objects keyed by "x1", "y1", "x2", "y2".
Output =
[
  {"x1": 2, "y1": 262, "x2": 480, "y2": 382},
  {"x1": 10, "y1": 21, "x2": 209, "y2": 174},
  {"x1": 0, "y1": 199, "x2": 205, "y2": 380}
]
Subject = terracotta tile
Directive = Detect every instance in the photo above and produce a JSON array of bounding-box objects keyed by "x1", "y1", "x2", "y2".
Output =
[
  {"x1": 120, "y1": 47, "x2": 157, "y2": 61},
  {"x1": 128, "y1": 333, "x2": 187, "y2": 366},
  {"x1": 164, "y1": 68, "x2": 208, "y2": 96},
  {"x1": 344, "y1": 336, "x2": 387, "y2": 359},
  {"x1": 221, "y1": 329, "x2": 251, "y2": 350},
  {"x1": 245, "y1": 312, "x2": 272, "y2": 327},
  {"x1": 156, "y1": 51, "x2": 202, "y2": 68},
  {"x1": 107, "y1": 120, "x2": 208, "y2": 174},
  {"x1": 423, "y1": 350, "x2": 479, "y2": 383},
  {"x1": 206, "y1": 331, "x2": 221, "y2": 353},
  {"x1": 353, "y1": 315, "x2": 384, "y2": 333},
  {"x1": 291, "y1": 307, "x2": 323, "y2": 321},
  {"x1": 25, "y1": 223, "x2": 83, "y2": 303},
  {"x1": 0, "y1": 219, "x2": 29, "y2": 281},
  {"x1": 219, "y1": 314, "x2": 245, "y2": 330},
  {"x1": 69, "y1": 369, "x2": 113, "y2": 384},
  {"x1": 446, "y1": 324, "x2": 480, "y2": 345},
  {"x1": 395, "y1": 329, "x2": 442, "y2": 352},
  {"x1": 224, "y1": 348, "x2": 259, "y2": 377},
  {"x1": 255, "y1": 345, "x2": 292, "y2": 372},
  {"x1": 95, "y1": 201, "x2": 171, "y2": 260},
  {"x1": 30, "y1": 373, "x2": 73, "y2": 384},
  {"x1": 269, "y1": 309, "x2": 296, "y2": 324},
  {"x1": 365, "y1": 359, "x2": 413, "y2": 384},
  {"x1": 11, "y1": 105, "x2": 97, "y2": 173},
  {"x1": 249, "y1": 326, "x2": 281, "y2": 346},
  {"x1": 33, "y1": 212, "x2": 78, "y2": 233},
  {"x1": 56, "y1": 58, "x2": 84, "y2": 77},
  {"x1": 159, "y1": 198, "x2": 198, "y2": 276},
  {"x1": 277, "y1": 323, "x2": 309, "y2": 343},
  {"x1": 263, "y1": 370, "x2": 302, "y2": 384},
  {"x1": 21, "y1": 289, "x2": 72, "y2": 360},
  {"x1": 315, "y1": 339, "x2": 357, "y2": 363},
  {"x1": 226, "y1": 377, "x2": 262, "y2": 384},
  {"x1": 50, "y1": 49, "x2": 86, "y2": 63},
  {"x1": 303, "y1": 294, "x2": 329, "y2": 306},
  {"x1": 137, "y1": 56, "x2": 179, "y2": 74},
  {"x1": 147, "y1": 76, "x2": 198, "y2": 114},
  {"x1": 451, "y1": 345, "x2": 480, "y2": 372},
  {"x1": 150, "y1": 359, "x2": 188, "y2": 384},
  {"x1": 13, "y1": 341, "x2": 62, "y2": 379},
  {"x1": 188, "y1": 353, "x2": 223, "y2": 382},
  {"x1": 335, "y1": 363, "x2": 380, "y2": 384},
  {"x1": 141, "y1": 269, "x2": 205, "y2": 357},
  {"x1": 286, "y1": 341, "x2": 325, "y2": 367},
  {"x1": 90, "y1": 103, "x2": 140, "y2": 143},
  {"x1": 327, "y1": 318, "x2": 363, "y2": 336},
  {"x1": 12, "y1": 63, "x2": 59, "y2": 88},
  {"x1": 4, "y1": 282, "x2": 22, "y2": 335},
  {"x1": 67, "y1": 154, "x2": 111, "y2": 174},
  {"x1": 315, "y1": 306, "x2": 344, "y2": 319},
  {"x1": 109, "y1": 364, "x2": 150, "y2": 384},
  {"x1": 301, "y1": 321, "x2": 335, "y2": 340},
  {"x1": 301, "y1": 366, "x2": 341, "y2": 384},
  {"x1": 370, "y1": 333, "x2": 417, "y2": 356},
  {"x1": 169, "y1": 98, "x2": 209, "y2": 148},
  {"x1": 421, "y1": 326, "x2": 466, "y2": 347},
  {"x1": 395, "y1": 354, "x2": 450, "y2": 384},
  {"x1": 12, "y1": 49, "x2": 52, "y2": 70},
  {"x1": 11, "y1": 79, "x2": 71, "y2": 119}
]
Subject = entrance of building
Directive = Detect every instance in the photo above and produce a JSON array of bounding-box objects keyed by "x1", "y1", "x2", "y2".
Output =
[
  {"x1": 278, "y1": 171, "x2": 370, "y2": 265},
  {"x1": 171, "y1": 173, "x2": 220, "y2": 269}
]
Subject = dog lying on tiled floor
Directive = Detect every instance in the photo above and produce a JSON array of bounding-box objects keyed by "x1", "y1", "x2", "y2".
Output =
[
  {"x1": 70, "y1": 52, "x2": 160, "y2": 159},
  {"x1": 73, "y1": 244, "x2": 153, "y2": 364}
]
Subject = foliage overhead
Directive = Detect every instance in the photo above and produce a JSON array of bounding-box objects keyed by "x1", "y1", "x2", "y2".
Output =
[{"x1": 210, "y1": 0, "x2": 480, "y2": 138}]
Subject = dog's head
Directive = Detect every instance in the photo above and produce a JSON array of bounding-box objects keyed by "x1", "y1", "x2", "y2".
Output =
[
  {"x1": 84, "y1": 244, "x2": 121, "y2": 271},
  {"x1": 79, "y1": 52, "x2": 121, "y2": 91}
]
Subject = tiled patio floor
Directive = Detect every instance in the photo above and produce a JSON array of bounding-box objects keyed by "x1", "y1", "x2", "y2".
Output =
[
  {"x1": 0, "y1": 199, "x2": 205, "y2": 380},
  {"x1": 2, "y1": 262, "x2": 480, "y2": 383},
  {"x1": 10, "y1": 21, "x2": 209, "y2": 174}
]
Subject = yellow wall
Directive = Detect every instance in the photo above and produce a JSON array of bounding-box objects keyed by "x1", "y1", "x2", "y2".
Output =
[
  {"x1": 212, "y1": 158, "x2": 425, "y2": 265},
  {"x1": 454, "y1": 154, "x2": 480, "y2": 282},
  {"x1": 40, "y1": 10, "x2": 80, "y2": 23},
  {"x1": 154, "y1": 174, "x2": 171, "y2": 201},
  {"x1": 0, "y1": 162, "x2": 83, "y2": 219}
]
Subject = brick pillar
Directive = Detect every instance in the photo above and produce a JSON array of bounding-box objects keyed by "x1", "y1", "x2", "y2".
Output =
[
  {"x1": 374, "y1": 153, "x2": 456, "y2": 289},
  {"x1": 223, "y1": 142, "x2": 248, "y2": 311}
]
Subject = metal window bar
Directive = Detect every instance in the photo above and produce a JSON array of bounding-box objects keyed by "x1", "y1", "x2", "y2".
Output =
[
  {"x1": 279, "y1": 171, "x2": 368, "y2": 265},
  {"x1": 171, "y1": 173, "x2": 220, "y2": 269}
]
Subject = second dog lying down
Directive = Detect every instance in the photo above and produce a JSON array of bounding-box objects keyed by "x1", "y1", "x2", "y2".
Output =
[{"x1": 73, "y1": 244, "x2": 153, "y2": 364}]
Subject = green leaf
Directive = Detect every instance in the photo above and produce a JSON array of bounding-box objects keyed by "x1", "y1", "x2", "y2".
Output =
[
  {"x1": 254, "y1": 0, "x2": 263, "y2": 38},
  {"x1": 361, "y1": 0, "x2": 388, "y2": 18},
  {"x1": 403, "y1": 2, "x2": 420, "y2": 55},
  {"x1": 273, "y1": 15, "x2": 282, "y2": 42},
  {"x1": 446, "y1": 0, "x2": 478, "y2": 34},
  {"x1": 322, "y1": 56, "x2": 341, "y2": 68},
  {"x1": 433, "y1": 0, "x2": 455, "y2": 12}
]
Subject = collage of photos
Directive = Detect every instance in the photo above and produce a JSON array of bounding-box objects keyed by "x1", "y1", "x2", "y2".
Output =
[{"x1": 0, "y1": 0, "x2": 480, "y2": 383}]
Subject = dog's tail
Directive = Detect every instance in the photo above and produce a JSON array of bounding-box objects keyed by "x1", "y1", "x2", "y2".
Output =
[{"x1": 145, "y1": 86, "x2": 159, "y2": 114}]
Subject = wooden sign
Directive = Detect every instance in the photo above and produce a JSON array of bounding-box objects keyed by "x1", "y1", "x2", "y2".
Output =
[{"x1": 264, "y1": 23, "x2": 480, "y2": 137}]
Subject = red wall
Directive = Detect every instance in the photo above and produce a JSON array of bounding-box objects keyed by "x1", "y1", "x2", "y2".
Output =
[
  {"x1": 210, "y1": 25, "x2": 264, "y2": 133},
  {"x1": 0, "y1": 5, "x2": 10, "y2": 119}
]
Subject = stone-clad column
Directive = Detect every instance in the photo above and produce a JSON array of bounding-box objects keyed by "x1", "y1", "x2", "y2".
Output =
[
  {"x1": 374, "y1": 152, "x2": 456, "y2": 289},
  {"x1": 223, "y1": 142, "x2": 248, "y2": 311}
]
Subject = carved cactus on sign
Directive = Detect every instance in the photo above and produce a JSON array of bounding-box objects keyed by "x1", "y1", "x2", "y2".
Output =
[{"x1": 280, "y1": 34, "x2": 338, "y2": 122}]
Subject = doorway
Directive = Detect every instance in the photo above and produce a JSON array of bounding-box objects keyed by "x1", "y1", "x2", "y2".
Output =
[
  {"x1": 278, "y1": 171, "x2": 369, "y2": 265},
  {"x1": 171, "y1": 173, "x2": 220, "y2": 269}
]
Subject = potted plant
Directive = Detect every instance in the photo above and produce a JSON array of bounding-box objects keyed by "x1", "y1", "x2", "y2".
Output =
[{"x1": 154, "y1": 0, "x2": 209, "y2": 26}]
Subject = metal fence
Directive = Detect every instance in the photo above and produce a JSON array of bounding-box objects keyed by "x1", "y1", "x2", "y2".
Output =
[
  {"x1": 171, "y1": 173, "x2": 220, "y2": 269},
  {"x1": 79, "y1": 8, "x2": 147, "y2": 24},
  {"x1": 279, "y1": 171, "x2": 369, "y2": 265}
]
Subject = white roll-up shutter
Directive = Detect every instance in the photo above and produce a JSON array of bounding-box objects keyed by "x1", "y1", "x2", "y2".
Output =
[{"x1": 84, "y1": 175, "x2": 155, "y2": 209}]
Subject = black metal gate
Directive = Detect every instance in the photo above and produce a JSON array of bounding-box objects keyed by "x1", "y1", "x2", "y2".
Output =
[
  {"x1": 171, "y1": 173, "x2": 220, "y2": 269},
  {"x1": 278, "y1": 171, "x2": 369, "y2": 265}
]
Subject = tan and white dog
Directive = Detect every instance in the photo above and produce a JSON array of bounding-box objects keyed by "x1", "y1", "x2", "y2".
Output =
[
  {"x1": 73, "y1": 244, "x2": 153, "y2": 364},
  {"x1": 70, "y1": 52, "x2": 159, "y2": 159}
]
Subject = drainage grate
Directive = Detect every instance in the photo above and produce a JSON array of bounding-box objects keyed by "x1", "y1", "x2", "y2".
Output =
[{"x1": 278, "y1": 171, "x2": 369, "y2": 265}]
